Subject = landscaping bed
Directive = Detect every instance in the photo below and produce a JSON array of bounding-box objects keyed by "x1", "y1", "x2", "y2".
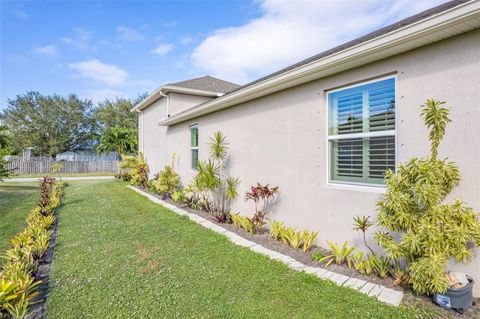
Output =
[
  {"x1": 138, "y1": 186, "x2": 480, "y2": 319},
  {"x1": 46, "y1": 180, "x2": 436, "y2": 318}
]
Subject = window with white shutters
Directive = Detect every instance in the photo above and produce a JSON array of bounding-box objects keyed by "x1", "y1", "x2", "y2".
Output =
[{"x1": 327, "y1": 77, "x2": 395, "y2": 185}]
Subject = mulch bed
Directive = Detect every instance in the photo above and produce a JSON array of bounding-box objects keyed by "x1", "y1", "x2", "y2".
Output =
[{"x1": 137, "y1": 186, "x2": 480, "y2": 319}]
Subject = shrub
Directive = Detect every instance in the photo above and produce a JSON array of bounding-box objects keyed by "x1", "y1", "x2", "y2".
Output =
[
  {"x1": 245, "y1": 183, "x2": 279, "y2": 232},
  {"x1": 374, "y1": 100, "x2": 480, "y2": 295},
  {"x1": 118, "y1": 152, "x2": 149, "y2": 188},
  {"x1": 154, "y1": 154, "x2": 180, "y2": 198}
]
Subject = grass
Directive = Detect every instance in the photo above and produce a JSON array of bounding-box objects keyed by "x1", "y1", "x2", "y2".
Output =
[
  {"x1": 10, "y1": 172, "x2": 115, "y2": 178},
  {"x1": 47, "y1": 181, "x2": 435, "y2": 318},
  {"x1": 0, "y1": 182, "x2": 39, "y2": 251}
]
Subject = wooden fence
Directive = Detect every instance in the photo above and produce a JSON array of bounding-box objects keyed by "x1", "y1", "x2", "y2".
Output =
[{"x1": 5, "y1": 159, "x2": 120, "y2": 175}]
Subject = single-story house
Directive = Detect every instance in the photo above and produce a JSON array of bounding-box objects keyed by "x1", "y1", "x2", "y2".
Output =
[{"x1": 134, "y1": 0, "x2": 480, "y2": 296}]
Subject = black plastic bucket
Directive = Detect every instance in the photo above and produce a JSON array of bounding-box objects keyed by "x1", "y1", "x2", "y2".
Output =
[{"x1": 433, "y1": 276, "x2": 474, "y2": 314}]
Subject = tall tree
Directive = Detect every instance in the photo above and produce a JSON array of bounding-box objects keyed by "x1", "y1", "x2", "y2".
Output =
[
  {"x1": 0, "y1": 91, "x2": 96, "y2": 156},
  {"x1": 94, "y1": 93, "x2": 147, "y2": 131}
]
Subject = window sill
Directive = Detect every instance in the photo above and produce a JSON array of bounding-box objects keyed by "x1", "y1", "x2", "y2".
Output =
[{"x1": 325, "y1": 182, "x2": 386, "y2": 194}]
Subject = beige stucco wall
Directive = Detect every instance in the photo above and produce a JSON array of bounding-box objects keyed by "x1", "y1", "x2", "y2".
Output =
[
  {"x1": 168, "y1": 92, "x2": 213, "y2": 116},
  {"x1": 143, "y1": 29, "x2": 480, "y2": 296}
]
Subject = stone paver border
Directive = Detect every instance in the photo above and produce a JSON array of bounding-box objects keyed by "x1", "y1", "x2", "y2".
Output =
[{"x1": 128, "y1": 185, "x2": 403, "y2": 306}]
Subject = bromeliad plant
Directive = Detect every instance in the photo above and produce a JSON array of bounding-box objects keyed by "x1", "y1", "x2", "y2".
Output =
[
  {"x1": 318, "y1": 241, "x2": 355, "y2": 268},
  {"x1": 374, "y1": 99, "x2": 480, "y2": 295},
  {"x1": 1, "y1": 177, "x2": 66, "y2": 318},
  {"x1": 245, "y1": 183, "x2": 279, "y2": 232}
]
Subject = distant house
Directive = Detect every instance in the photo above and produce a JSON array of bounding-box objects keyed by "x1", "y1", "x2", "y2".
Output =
[
  {"x1": 55, "y1": 150, "x2": 118, "y2": 161},
  {"x1": 135, "y1": 1, "x2": 480, "y2": 296}
]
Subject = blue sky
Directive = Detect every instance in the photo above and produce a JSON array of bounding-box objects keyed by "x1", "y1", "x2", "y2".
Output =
[{"x1": 1, "y1": 0, "x2": 446, "y2": 108}]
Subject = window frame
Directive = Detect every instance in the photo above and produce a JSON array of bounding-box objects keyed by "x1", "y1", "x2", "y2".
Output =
[
  {"x1": 325, "y1": 75, "x2": 397, "y2": 189},
  {"x1": 189, "y1": 124, "x2": 199, "y2": 171}
]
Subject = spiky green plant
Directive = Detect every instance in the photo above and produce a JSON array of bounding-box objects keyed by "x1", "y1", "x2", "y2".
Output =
[
  {"x1": 192, "y1": 131, "x2": 240, "y2": 220},
  {"x1": 302, "y1": 230, "x2": 318, "y2": 252},
  {"x1": 374, "y1": 99, "x2": 480, "y2": 295},
  {"x1": 284, "y1": 228, "x2": 303, "y2": 249},
  {"x1": 320, "y1": 241, "x2": 355, "y2": 267},
  {"x1": 269, "y1": 221, "x2": 285, "y2": 240}
]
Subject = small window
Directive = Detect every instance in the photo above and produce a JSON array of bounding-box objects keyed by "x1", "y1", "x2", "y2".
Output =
[
  {"x1": 327, "y1": 77, "x2": 396, "y2": 185},
  {"x1": 190, "y1": 124, "x2": 199, "y2": 170}
]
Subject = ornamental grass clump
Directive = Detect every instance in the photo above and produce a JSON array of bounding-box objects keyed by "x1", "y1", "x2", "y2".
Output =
[{"x1": 374, "y1": 99, "x2": 480, "y2": 295}]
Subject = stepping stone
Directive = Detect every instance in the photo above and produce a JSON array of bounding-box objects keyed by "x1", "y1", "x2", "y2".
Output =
[
  {"x1": 360, "y1": 282, "x2": 375, "y2": 295},
  {"x1": 368, "y1": 284, "x2": 384, "y2": 297},
  {"x1": 377, "y1": 288, "x2": 403, "y2": 306}
]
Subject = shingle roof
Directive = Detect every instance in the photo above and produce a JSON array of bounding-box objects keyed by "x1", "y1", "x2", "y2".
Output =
[{"x1": 168, "y1": 76, "x2": 240, "y2": 93}]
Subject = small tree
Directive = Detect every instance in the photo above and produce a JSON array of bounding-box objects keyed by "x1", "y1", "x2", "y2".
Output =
[
  {"x1": 374, "y1": 99, "x2": 480, "y2": 295},
  {"x1": 192, "y1": 131, "x2": 240, "y2": 222}
]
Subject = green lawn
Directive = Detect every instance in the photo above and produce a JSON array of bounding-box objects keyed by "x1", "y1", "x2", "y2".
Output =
[
  {"x1": 0, "y1": 182, "x2": 39, "y2": 251},
  {"x1": 47, "y1": 181, "x2": 434, "y2": 318}
]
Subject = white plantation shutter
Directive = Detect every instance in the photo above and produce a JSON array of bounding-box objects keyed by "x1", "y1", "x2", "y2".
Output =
[{"x1": 328, "y1": 77, "x2": 396, "y2": 185}]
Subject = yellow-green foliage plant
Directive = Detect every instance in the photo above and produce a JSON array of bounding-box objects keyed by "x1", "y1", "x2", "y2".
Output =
[
  {"x1": 239, "y1": 216, "x2": 255, "y2": 234},
  {"x1": 230, "y1": 213, "x2": 241, "y2": 228},
  {"x1": 269, "y1": 221, "x2": 285, "y2": 240},
  {"x1": 302, "y1": 230, "x2": 318, "y2": 252},
  {"x1": 118, "y1": 152, "x2": 149, "y2": 188},
  {"x1": 154, "y1": 153, "x2": 180, "y2": 198},
  {"x1": 320, "y1": 241, "x2": 355, "y2": 267},
  {"x1": 374, "y1": 100, "x2": 480, "y2": 295},
  {"x1": 0, "y1": 177, "x2": 64, "y2": 318},
  {"x1": 284, "y1": 228, "x2": 303, "y2": 249}
]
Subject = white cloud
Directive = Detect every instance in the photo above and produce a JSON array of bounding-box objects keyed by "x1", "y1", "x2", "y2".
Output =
[
  {"x1": 180, "y1": 37, "x2": 194, "y2": 45},
  {"x1": 151, "y1": 44, "x2": 174, "y2": 56},
  {"x1": 33, "y1": 45, "x2": 57, "y2": 56},
  {"x1": 191, "y1": 0, "x2": 447, "y2": 83},
  {"x1": 117, "y1": 26, "x2": 145, "y2": 41},
  {"x1": 69, "y1": 59, "x2": 128, "y2": 86},
  {"x1": 90, "y1": 89, "x2": 125, "y2": 103},
  {"x1": 61, "y1": 27, "x2": 94, "y2": 51}
]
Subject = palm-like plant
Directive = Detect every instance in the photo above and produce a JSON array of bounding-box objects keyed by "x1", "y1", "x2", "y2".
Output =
[
  {"x1": 193, "y1": 131, "x2": 240, "y2": 222},
  {"x1": 97, "y1": 127, "x2": 137, "y2": 157},
  {"x1": 353, "y1": 215, "x2": 374, "y2": 255}
]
